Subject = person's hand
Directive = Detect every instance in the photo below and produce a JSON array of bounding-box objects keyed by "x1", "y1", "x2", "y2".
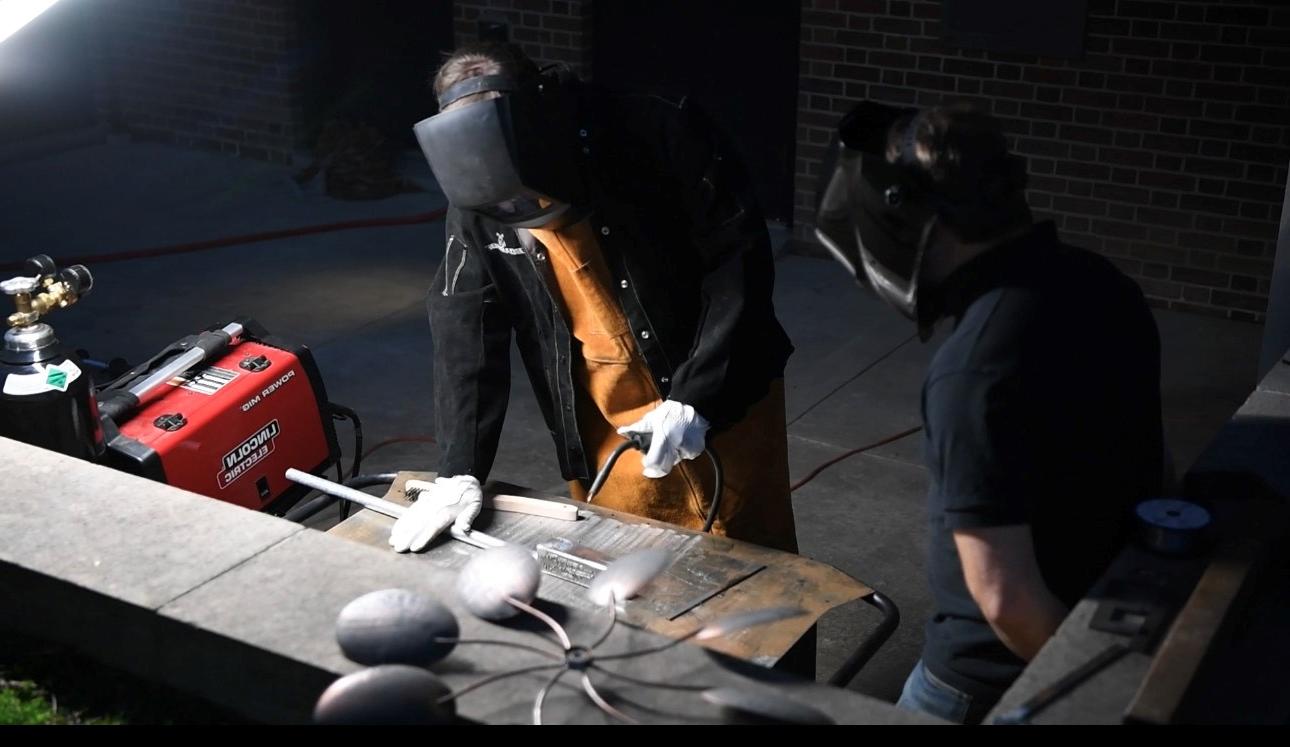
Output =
[
  {"x1": 388, "y1": 475, "x2": 483, "y2": 553},
  {"x1": 617, "y1": 400, "x2": 710, "y2": 478}
]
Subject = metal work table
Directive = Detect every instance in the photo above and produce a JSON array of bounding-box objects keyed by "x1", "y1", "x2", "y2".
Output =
[{"x1": 328, "y1": 471, "x2": 897, "y2": 683}]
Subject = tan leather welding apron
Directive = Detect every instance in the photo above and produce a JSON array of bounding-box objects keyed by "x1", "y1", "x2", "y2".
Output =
[{"x1": 528, "y1": 220, "x2": 797, "y2": 552}]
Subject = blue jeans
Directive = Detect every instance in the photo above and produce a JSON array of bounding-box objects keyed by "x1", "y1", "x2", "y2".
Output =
[{"x1": 896, "y1": 659, "x2": 988, "y2": 724}]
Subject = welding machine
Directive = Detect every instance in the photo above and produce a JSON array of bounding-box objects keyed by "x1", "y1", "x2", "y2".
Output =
[
  {"x1": 0, "y1": 255, "x2": 342, "y2": 514},
  {"x1": 97, "y1": 318, "x2": 341, "y2": 512}
]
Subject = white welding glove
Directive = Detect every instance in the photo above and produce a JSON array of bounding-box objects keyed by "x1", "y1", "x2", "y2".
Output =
[
  {"x1": 389, "y1": 475, "x2": 483, "y2": 553},
  {"x1": 617, "y1": 400, "x2": 710, "y2": 479}
]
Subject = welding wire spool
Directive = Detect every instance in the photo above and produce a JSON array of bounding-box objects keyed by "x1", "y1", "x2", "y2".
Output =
[{"x1": 1135, "y1": 498, "x2": 1213, "y2": 556}]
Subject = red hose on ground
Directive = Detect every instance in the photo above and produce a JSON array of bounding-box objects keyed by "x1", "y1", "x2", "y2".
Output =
[
  {"x1": 0, "y1": 207, "x2": 448, "y2": 273},
  {"x1": 790, "y1": 426, "x2": 923, "y2": 492},
  {"x1": 361, "y1": 435, "x2": 438, "y2": 462}
]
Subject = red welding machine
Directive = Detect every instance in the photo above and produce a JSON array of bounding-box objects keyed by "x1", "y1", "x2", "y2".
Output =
[{"x1": 98, "y1": 319, "x2": 340, "y2": 512}]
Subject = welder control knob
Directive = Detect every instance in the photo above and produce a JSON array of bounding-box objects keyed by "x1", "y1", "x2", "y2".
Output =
[
  {"x1": 1, "y1": 276, "x2": 40, "y2": 296},
  {"x1": 153, "y1": 413, "x2": 188, "y2": 432},
  {"x1": 60, "y1": 265, "x2": 93, "y2": 296},
  {"x1": 240, "y1": 355, "x2": 271, "y2": 372},
  {"x1": 25, "y1": 254, "x2": 57, "y2": 277}
]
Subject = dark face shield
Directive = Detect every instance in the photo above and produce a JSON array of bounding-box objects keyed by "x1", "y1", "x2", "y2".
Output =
[
  {"x1": 413, "y1": 77, "x2": 585, "y2": 229},
  {"x1": 849, "y1": 154, "x2": 938, "y2": 328},
  {"x1": 814, "y1": 102, "x2": 939, "y2": 339}
]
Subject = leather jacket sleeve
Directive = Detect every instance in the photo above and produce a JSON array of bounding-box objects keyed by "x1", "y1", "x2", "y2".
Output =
[
  {"x1": 660, "y1": 100, "x2": 781, "y2": 429},
  {"x1": 427, "y1": 212, "x2": 513, "y2": 481}
]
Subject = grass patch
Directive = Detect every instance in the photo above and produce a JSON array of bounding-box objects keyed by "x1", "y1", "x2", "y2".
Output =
[
  {"x1": 0, "y1": 629, "x2": 246, "y2": 725},
  {"x1": 0, "y1": 679, "x2": 123, "y2": 725}
]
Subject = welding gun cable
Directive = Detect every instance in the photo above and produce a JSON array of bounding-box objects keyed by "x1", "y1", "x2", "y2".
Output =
[
  {"x1": 328, "y1": 403, "x2": 364, "y2": 478},
  {"x1": 585, "y1": 439, "x2": 638, "y2": 502},
  {"x1": 700, "y1": 448, "x2": 724, "y2": 533},
  {"x1": 586, "y1": 437, "x2": 726, "y2": 535}
]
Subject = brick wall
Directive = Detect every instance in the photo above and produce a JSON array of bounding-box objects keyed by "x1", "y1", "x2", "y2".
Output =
[
  {"x1": 796, "y1": 0, "x2": 1290, "y2": 321},
  {"x1": 452, "y1": 0, "x2": 594, "y2": 78},
  {"x1": 93, "y1": 0, "x2": 302, "y2": 164}
]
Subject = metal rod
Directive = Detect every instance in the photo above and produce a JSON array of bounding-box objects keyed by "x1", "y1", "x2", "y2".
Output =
[
  {"x1": 532, "y1": 667, "x2": 569, "y2": 725},
  {"x1": 589, "y1": 591, "x2": 618, "y2": 650},
  {"x1": 582, "y1": 673, "x2": 638, "y2": 724},
  {"x1": 434, "y1": 637, "x2": 564, "y2": 660},
  {"x1": 589, "y1": 664, "x2": 710, "y2": 692},
  {"x1": 284, "y1": 468, "x2": 506, "y2": 550},
  {"x1": 826, "y1": 591, "x2": 901, "y2": 688},
  {"x1": 438, "y1": 662, "x2": 565, "y2": 705},
  {"x1": 993, "y1": 643, "x2": 1131, "y2": 725},
  {"x1": 282, "y1": 473, "x2": 396, "y2": 523},
  {"x1": 505, "y1": 595, "x2": 573, "y2": 650},
  {"x1": 594, "y1": 630, "x2": 698, "y2": 662}
]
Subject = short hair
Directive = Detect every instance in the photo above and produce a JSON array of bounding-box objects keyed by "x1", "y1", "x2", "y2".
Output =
[
  {"x1": 432, "y1": 42, "x2": 540, "y2": 111},
  {"x1": 887, "y1": 106, "x2": 1030, "y2": 241}
]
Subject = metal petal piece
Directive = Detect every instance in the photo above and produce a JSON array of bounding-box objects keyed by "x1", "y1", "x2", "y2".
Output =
[
  {"x1": 314, "y1": 665, "x2": 455, "y2": 725},
  {"x1": 702, "y1": 687, "x2": 835, "y2": 725},
  {"x1": 587, "y1": 548, "x2": 671, "y2": 607},
  {"x1": 456, "y1": 544, "x2": 541, "y2": 621},
  {"x1": 693, "y1": 606, "x2": 807, "y2": 641},
  {"x1": 335, "y1": 588, "x2": 459, "y2": 666}
]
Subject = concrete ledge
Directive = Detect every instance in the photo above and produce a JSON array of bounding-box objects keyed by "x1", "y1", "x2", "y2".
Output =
[{"x1": 0, "y1": 437, "x2": 932, "y2": 724}]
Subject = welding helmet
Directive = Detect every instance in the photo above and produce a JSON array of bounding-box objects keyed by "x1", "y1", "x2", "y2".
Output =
[
  {"x1": 413, "y1": 70, "x2": 586, "y2": 229},
  {"x1": 815, "y1": 101, "x2": 1028, "y2": 340}
]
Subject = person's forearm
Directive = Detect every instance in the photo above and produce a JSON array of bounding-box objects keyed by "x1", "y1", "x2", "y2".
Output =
[{"x1": 987, "y1": 590, "x2": 1068, "y2": 661}]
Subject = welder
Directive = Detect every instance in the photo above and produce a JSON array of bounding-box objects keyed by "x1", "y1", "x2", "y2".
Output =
[
  {"x1": 390, "y1": 43, "x2": 797, "y2": 554},
  {"x1": 815, "y1": 102, "x2": 1166, "y2": 722}
]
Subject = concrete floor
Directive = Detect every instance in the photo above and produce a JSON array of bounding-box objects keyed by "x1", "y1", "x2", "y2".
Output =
[{"x1": 0, "y1": 141, "x2": 1267, "y2": 703}]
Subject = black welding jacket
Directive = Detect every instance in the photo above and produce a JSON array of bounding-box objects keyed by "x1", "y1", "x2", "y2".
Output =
[{"x1": 428, "y1": 85, "x2": 793, "y2": 483}]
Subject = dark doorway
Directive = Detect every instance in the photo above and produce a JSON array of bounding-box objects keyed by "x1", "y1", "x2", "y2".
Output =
[
  {"x1": 295, "y1": 1, "x2": 454, "y2": 149},
  {"x1": 593, "y1": 2, "x2": 801, "y2": 224}
]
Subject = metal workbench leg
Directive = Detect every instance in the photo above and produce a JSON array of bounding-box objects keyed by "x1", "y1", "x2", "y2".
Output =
[{"x1": 827, "y1": 591, "x2": 900, "y2": 688}]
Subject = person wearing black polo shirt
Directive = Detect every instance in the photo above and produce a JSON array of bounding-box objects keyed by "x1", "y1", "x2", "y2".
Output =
[{"x1": 815, "y1": 103, "x2": 1165, "y2": 723}]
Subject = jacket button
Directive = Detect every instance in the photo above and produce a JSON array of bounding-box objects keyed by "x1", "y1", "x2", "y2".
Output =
[
  {"x1": 619, "y1": 279, "x2": 628, "y2": 289},
  {"x1": 579, "y1": 128, "x2": 588, "y2": 138},
  {"x1": 600, "y1": 226, "x2": 611, "y2": 236},
  {"x1": 535, "y1": 252, "x2": 546, "y2": 261},
  {"x1": 640, "y1": 330, "x2": 650, "y2": 340},
  {"x1": 660, "y1": 376, "x2": 670, "y2": 384}
]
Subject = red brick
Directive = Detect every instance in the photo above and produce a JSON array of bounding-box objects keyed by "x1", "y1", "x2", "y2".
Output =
[
  {"x1": 1159, "y1": 22, "x2": 1220, "y2": 42},
  {"x1": 1060, "y1": 124, "x2": 1114, "y2": 145},
  {"x1": 1020, "y1": 102, "x2": 1073, "y2": 122},
  {"x1": 868, "y1": 50, "x2": 917, "y2": 68},
  {"x1": 904, "y1": 71, "x2": 956, "y2": 91},
  {"x1": 1059, "y1": 154, "x2": 1112, "y2": 177},
  {"x1": 1094, "y1": 183, "x2": 1151, "y2": 204},
  {"x1": 1100, "y1": 146, "x2": 1154, "y2": 168}
]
